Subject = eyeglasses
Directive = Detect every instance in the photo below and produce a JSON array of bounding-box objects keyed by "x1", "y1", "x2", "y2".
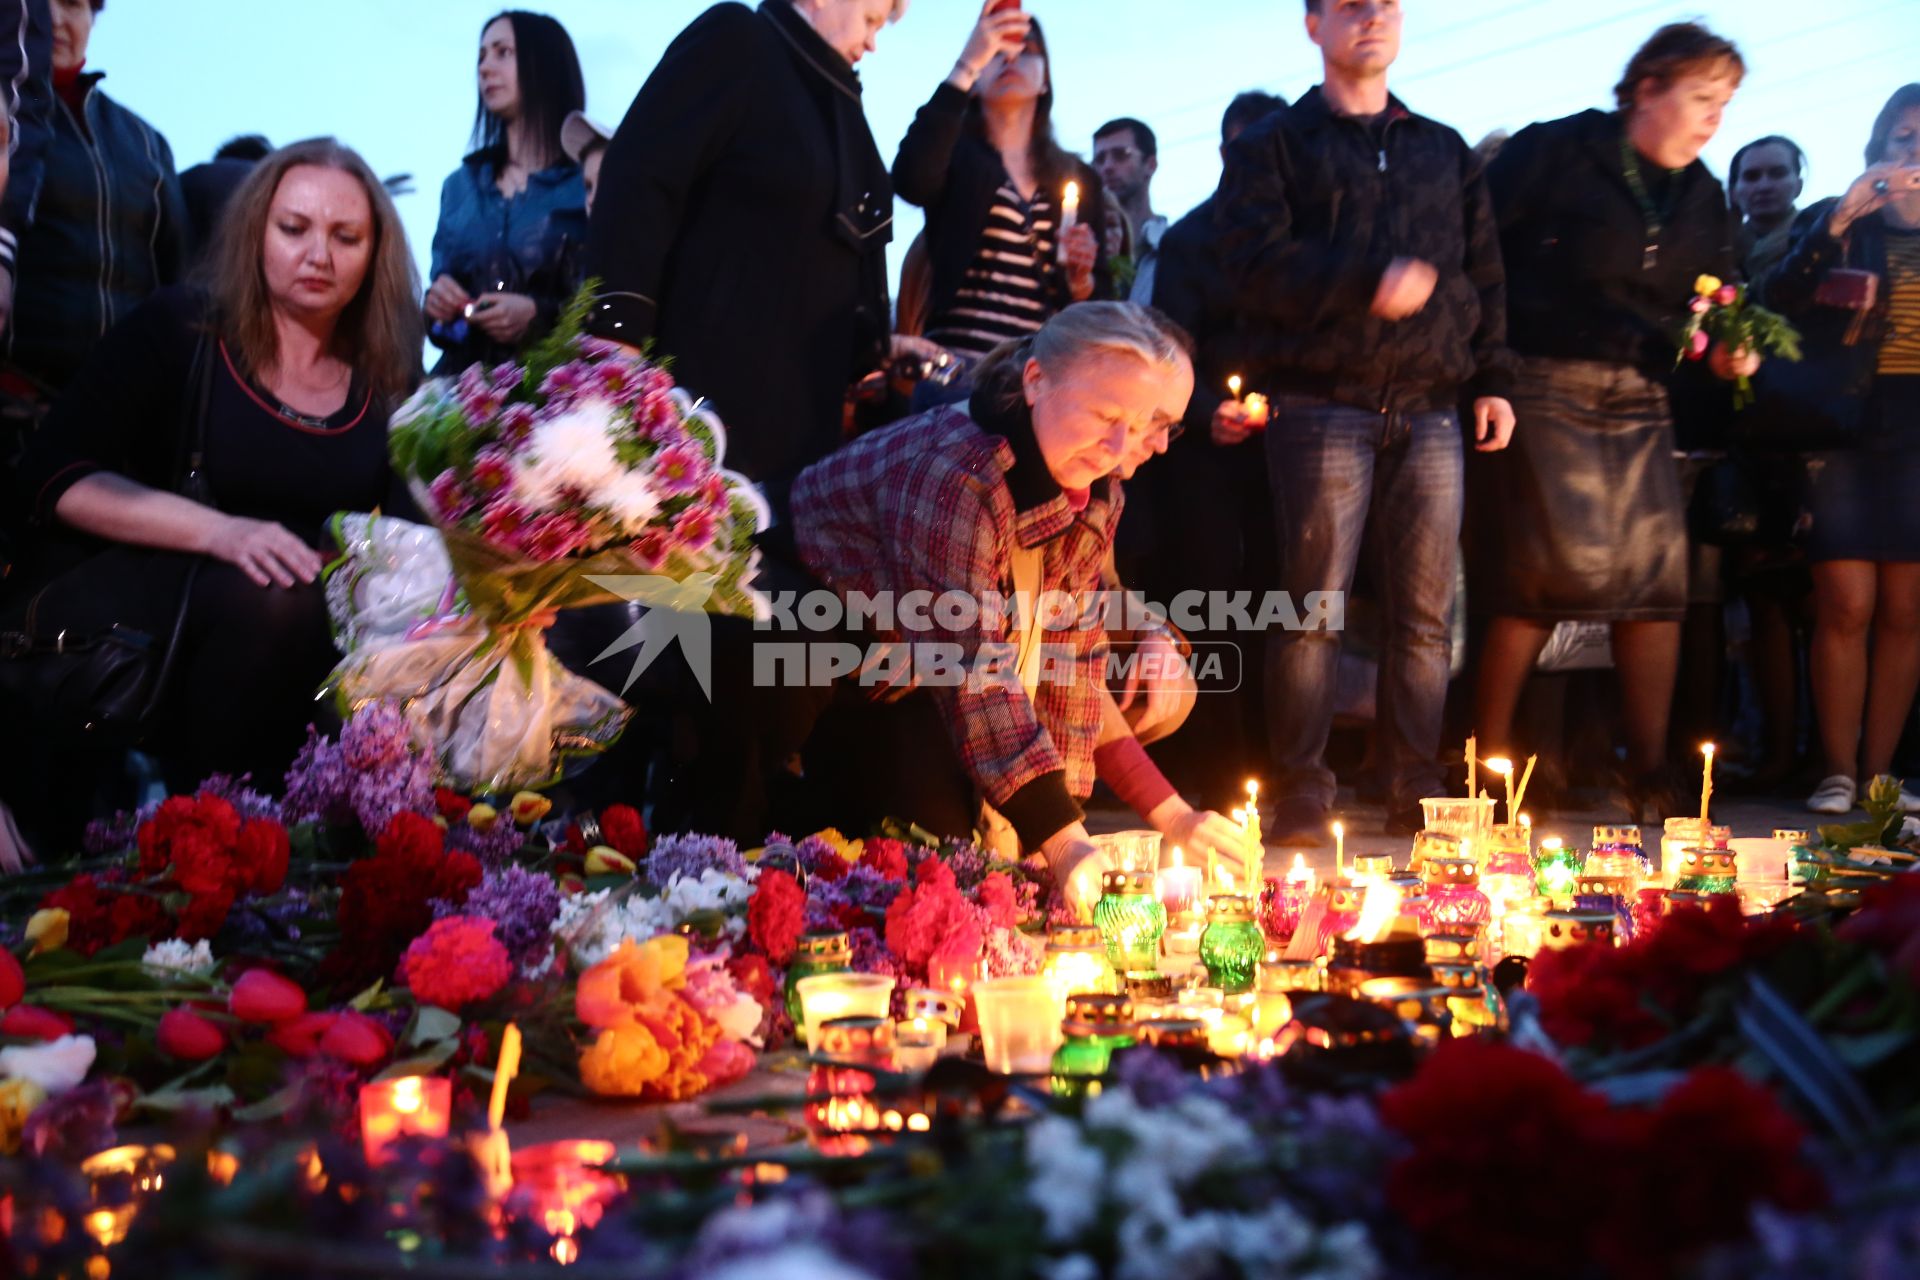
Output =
[{"x1": 1093, "y1": 146, "x2": 1139, "y2": 165}]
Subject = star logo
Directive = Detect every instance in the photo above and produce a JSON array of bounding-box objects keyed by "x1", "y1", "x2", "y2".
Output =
[{"x1": 584, "y1": 573, "x2": 720, "y2": 699}]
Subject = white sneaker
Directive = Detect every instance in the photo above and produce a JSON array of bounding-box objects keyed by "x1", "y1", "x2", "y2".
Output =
[{"x1": 1807, "y1": 775, "x2": 1857, "y2": 815}]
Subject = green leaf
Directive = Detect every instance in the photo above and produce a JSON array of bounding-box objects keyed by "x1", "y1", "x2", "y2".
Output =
[
  {"x1": 408, "y1": 1005, "x2": 463, "y2": 1047},
  {"x1": 136, "y1": 1085, "x2": 237, "y2": 1115},
  {"x1": 348, "y1": 980, "x2": 387, "y2": 1012},
  {"x1": 377, "y1": 1038, "x2": 460, "y2": 1081},
  {"x1": 232, "y1": 1081, "x2": 306, "y2": 1124}
]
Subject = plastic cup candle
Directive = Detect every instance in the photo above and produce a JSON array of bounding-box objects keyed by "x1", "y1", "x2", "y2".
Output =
[
  {"x1": 893, "y1": 1015, "x2": 947, "y2": 1073},
  {"x1": 1157, "y1": 846, "x2": 1202, "y2": 916},
  {"x1": 360, "y1": 1075, "x2": 453, "y2": 1164},
  {"x1": 973, "y1": 976, "x2": 1063, "y2": 1074},
  {"x1": 796, "y1": 973, "x2": 897, "y2": 1054}
]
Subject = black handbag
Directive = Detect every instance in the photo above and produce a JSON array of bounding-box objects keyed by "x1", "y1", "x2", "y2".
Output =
[
  {"x1": 1686, "y1": 455, "x2": 1763, "y2": 547},
  {"x1": 0, "y1": 332, "x2": 216, "y2": 745},
  {"x1": 1735, "y1": 270, "x2": 1879, "y2": 454}
]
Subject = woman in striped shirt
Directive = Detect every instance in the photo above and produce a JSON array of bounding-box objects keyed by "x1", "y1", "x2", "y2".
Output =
[{"x1": 892, "y1": 2, "x2": 1108, "y2": 399}]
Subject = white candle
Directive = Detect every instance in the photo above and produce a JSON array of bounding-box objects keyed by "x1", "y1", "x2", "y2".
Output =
[
  {"x1": 1332, "y1": 821, "x2": 1345, "y2": 879},
  {"x1": 1059, "y1": 181, "x2": 1081, "y2": 265},
  {"x1": 1700, "y1": 743, "x2": 1716, "y2": 826}
]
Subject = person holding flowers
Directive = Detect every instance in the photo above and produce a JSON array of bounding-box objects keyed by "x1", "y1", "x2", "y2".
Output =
[
  {"x1": 1470, "y1": 23, "x2": 1757, "y2": 821},
  {"x1": 8, "y1": 139, "x2": 421, "y2": 813},
  {"x1": 1761, "y1": 84, "x2": 1920, "y2": 815}
]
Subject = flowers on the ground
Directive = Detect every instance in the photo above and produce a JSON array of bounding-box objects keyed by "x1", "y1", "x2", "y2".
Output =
[
  {"x1": 747, "y1": 869, "x2": 806, "y2": 965},
  {"x1": 0, "y1": 1035, "x2": 97, "y2": 1095},
  {"x1": 142, "y1": 938, "x2": 217, "y2": 978},
  {"x1": 438, "y1": 865, "x2": 559, "y2": 976},
  {"x1": 572, "y1": 934, "x2": 749, "y2": 1101},
  {"x1": 228, "y1": 970, "x2": 308, "y2": 1025},
  {"x1": 331, "y1": 812, "x2": 483, "y2": 990},
  {"x1": 156, "y1": 1007, "x2": 226, "y2": 1061},
  {"x1": 400, "y1": 917, "x2": 512, "y2": 1010}
]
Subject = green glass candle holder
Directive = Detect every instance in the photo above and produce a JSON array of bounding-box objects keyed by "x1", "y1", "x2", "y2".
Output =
[
  {"x1": 784, "y1": 930, "x2": 852, "y2": 1025},
  {"x1": 1199, "y1": 894, "x2": 1263, "y2": 995},
  {"x1": 1050, "y1": 992, "x2": 1136, "y2": 1099},
  {"x1": 1093, "y1": 870, "x2": 1166, "y2": 974}
]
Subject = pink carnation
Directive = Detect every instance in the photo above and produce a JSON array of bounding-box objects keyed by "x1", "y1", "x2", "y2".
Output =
[
  {"x1": 654, "y1": 443, "x2": 708, "y2": 496},
  {"x1": 429, "y1": 471, "x2": 477, "y2": 521},
  {"x1": 470, "y1": 447, "x2": 515, "y2": 496},
  {"x1": 695, "y1": 1037, "x2": 755, "y2": 1090},
  {"x1": 978, "y1": 871, "x2": 1020, "y2": 930},
  {"x1": 399, "y1": 916, "x2": 512, "y2": 1010},
  {"x1": 673, "y1": 506, "x2": 718, "y2": 553},
  {"x1": 884, "y1": 872, "x2": 986, "y2": 974}
]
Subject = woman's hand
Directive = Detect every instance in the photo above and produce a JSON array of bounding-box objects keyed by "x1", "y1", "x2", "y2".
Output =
[
  {"x1": 949, "y1": 1, "x2": 1031, "y2": 91},
  {"x1": 1148, "y1": 797, "x2": 1260, "y2": 887},
  {"x1": 1064, "y1": 223, "x2": 1097, "y2": 301},
  {"x1": 209, "y1": 515, "x2": 324, "y2": 588},
  {"x1": 470, "y1": 292, "x2": 538, "y2": 345},
  {"x1": 1115, "y1": 629, "x2": 1188, "y2": 740},
  {"x1": 424, "y1": 273, "x2": 473, "y2": 323},
  {"x1": 1040, "y1": 822, "x2": 1108, "y2": 920},
  {"x1": 1708, "y1": 343, "x2": 1762, "y2": 382},
  {"x1": 1829, "y1": 163, "x2": 1920, "y2": 238}
]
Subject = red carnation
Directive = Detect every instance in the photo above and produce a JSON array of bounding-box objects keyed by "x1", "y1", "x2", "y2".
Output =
[
  {"x1": 747, "y1": 869, "x2": 806, "y2": 964},
  {"x1": 434, "y1": 788, "x2": 474, "y2": 822},
  {"x1": 978, "y1": 871, "x2": 1020, "y2": 930},
  {"x1": 399, "y1": 917, "x2": 512, "y2": 1010},
  {"x1": 914, "y1": 858, "x2": 958, "y2": 892},
  {"x1": 1, "y1": 1005, "x2": 74, "y2": 1040},
  {"x1": 809, "y1": 852, "x2": 850, "y2": 882},
  {"x1": 0, "y1": 949, "x2": 23, "y2": 1010},
  {"x1": 885, "y1": 874, "x2": 985, "y2": 974},
  {"x1": 600, "y1": 804, "x2": 647, "y2": 858},
  {"x1": 236, "y1": 818, "x2": 290, "y2": 895},
  {"x1": 319, "y1": 1011, "x2": 394, "y2": 1067},
  {"x1": 137, "y1": 794, "x2": 242, "y2": 879},
  {"x1": 175, "y1": 886, "x2": 238, "y2": 944},
  {"x1": 376, "y1": 810, "x2": 445, "y2": 863},
  {"x1": 726, "y1": 953, "x2": 777, "y2": 1008},
  {"x1": 858, "y1": 839, "x2": 910, "y2": 883},
  {"x1": 156, "y1": 1007, "x2": 226, "y2": 1061},
  {"x1": 1381, "y1": 1040, "x2": 1630, "y2": 1279},
  {"x1": 329, "y1": 812, "x2": 482, "y2": 990},
  {"x1": 42, "y1": 874, "x2": 168, "y2": 957},
  {"x1": 1615, "y1": 1067, "x2": 1826, "y2": 1268},
  {"x1": 1839, "y1": 873, "x2": 1920, "y2": 987},
  {"x1": 229, "y1": 969, "x2": 308, "y2": 1024}
]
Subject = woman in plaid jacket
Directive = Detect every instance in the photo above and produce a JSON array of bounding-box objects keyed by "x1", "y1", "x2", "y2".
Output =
[{"x1": 784, "y1": 303, "x2": 1258, "y2": 907}]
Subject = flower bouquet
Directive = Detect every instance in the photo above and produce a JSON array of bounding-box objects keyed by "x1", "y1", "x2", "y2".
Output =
[
  {"x1": 1677, "y1": 273, "x2": 1802, "y2": 408},
  {"x1": 326, "y1": 287, "x2": 769, "y2": 792}
]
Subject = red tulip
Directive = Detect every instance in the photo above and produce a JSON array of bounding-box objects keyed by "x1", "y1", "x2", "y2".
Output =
[
  {"x1": 319, "y1": 1011, "x2": 392, "y2": 1067},
  {"x1": 266, "y1": 1012, "x2": 336, "y2": 1058},
  {"x1": 228, "y1": 969, "x2": 308, "y2": 1024},
  {"x1": 156, "y1": 1007, "x2": 226, "y2": 1060},
  {"x1": 1, "y1": 1005, "x2": 74, "y2": 1040},
  {"x1": 0, "y1": 949, "x2": 23, "y2": 1010}
]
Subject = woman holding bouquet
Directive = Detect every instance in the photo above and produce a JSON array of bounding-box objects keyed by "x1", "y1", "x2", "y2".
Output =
[
  {"x1": 9, "y1": 138, "x2": 421, "y2": 810},
  {"x1": 1762, "y1": 85, "x2": 1920, "y2": 814},
  {"x1": 776, "y1": 303, "x2": 1256, "y2": 908},
  {"x1": 1468, "y1": 23, "x2": 1756, "y2": 820}
]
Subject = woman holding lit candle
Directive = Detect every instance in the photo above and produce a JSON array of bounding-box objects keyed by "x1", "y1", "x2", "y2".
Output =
[{"x1": 893, "y1": 1, "x2": 1107, "y2": 408}]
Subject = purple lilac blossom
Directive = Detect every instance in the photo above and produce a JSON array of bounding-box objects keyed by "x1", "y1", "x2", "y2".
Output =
[
  {"x1": 646, "y1": 832, "x2": 751, "y2": 883},
  {"x1": 443, "y1": 817, "x2": 528, "y2": 866},
  {"x1": 438, "y1": 865, "x2": 561, "y2": 971}
]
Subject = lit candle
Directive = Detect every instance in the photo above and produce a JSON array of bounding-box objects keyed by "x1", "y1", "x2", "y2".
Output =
[
  {"x1": 1699, "y1": 743, "x2": 1715, "y2": 826},
  {"x1": 1242, "y1": 392, "x2": 1270, "y2": 427},
  {"x1": 1485, "y1": 757, "x2": 1515, "y2": 825},
  {"x1": 360, "y1": 1075, "x2": 453, "y2": 1164},
  {"x1": 1059, "y1": 181, "x2": 1081, "y2": 264},
  {"x1": 1465, "y1": 735, "x2": 1477, "y2": 801},
  {"x1": 1157, "y1": 845, "x2": 1203, "y2": 916},
  {"x1": 1287, "y1": 852, "x2": 1315, "y2": 888},
  {"x1": 1332, "y1": 820, "x2": 1345, "y2": 879},
  {"x1": 1227, "y1": 374, "x2": 1243, "y2": 400}
]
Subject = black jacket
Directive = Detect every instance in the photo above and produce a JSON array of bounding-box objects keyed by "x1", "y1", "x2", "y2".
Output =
[
  {"x1": 1491, "y1": 109, "x2": 1738, "y2": 376},
  {"x1": 1760, "y1": 197, "x2": 1898, "y2": 350},
  {"x1": 584, "y1": 1, "x2": 891, "y2": 487},
  {"x1": 179, "y1": 156, "x2": 258, "y2": 269},
  {"x1": 4, "y1": 72, "x2": 184, "y2": 393},
  {"x1": 891, "y1": 81, "x2": 1111, "y2": 324},
  {"x1": 1215, "y1": 86, "x2": 1514, "y2": 414},
  {"x1": 1152, "y1": 192, "x2": 1248, "y2": 442}
]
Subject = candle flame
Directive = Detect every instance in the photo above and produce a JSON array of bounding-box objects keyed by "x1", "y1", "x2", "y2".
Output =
[
  {"x1": 1228, "y1": 374, "x2": 1243, "y2": 398},
  {"x1": 1484, "y1": 757, "x2": 1514, "y2": 776},
  {"x1": 1344, "y1": 880, "x2": 1404, "y2": 944},
  {"x1": 1063, "y1": 180, "x2": 1080, "y2": 207},
  {"x1": 1520, "y1": 812, "x2": 1532, "y2": 829},
  {"x1": 1171, "y1": 845, "x2": 1184, "y2": 868},
  {"x1": 1702, "y1": 742, "x2": 1716, "y2": 756},
  {"x1": 1220, "y1": 868, "x2": 1236, "y2": 892},
  {"x1": 1287, "y1": 852, "x2": 1313, "y2": 883},
  {"x1": 393, "y1": 1077, "x2": 424, "y2": 1115},
  {"x1": 1331, "y1": 820, "x2": 1344, "y2": 838},
  {"x1": 1542, "y1": 836, "x2": 1564, "y2": 852}
]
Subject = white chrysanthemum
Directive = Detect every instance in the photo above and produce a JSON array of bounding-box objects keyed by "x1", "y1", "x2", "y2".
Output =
[
  {"x1": 511, "y1": 400, "x2": 621, "y2": 509},
  {"x1": 660, "y1": 869, "x2": 754, "y2": 918},
  {"x1": 600, "y1": 467, "x2": 662, "y2": 532},
  {"x1": 0, "y1": 1034, "x2": 96, "y2": 1094},
  {"x1": 142, "y1": 938, "x2": 215, "y2": 977},
  {"x1": 700, "y1": 1245, "x2": 876, "y2": 1280},
  {"x1": 1025, "y1": 1115, "x2": 1107, "y2": 1243}
]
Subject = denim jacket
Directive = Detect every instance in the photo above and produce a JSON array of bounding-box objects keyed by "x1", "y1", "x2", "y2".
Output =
[{"x1": 426, "y1": 150, "x2": 587, "y2": 375}]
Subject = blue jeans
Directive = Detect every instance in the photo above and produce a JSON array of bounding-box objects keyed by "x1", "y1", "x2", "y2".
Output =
[{"x1": 1264, "y1": 396, "x2": 1462, "y2": 809}]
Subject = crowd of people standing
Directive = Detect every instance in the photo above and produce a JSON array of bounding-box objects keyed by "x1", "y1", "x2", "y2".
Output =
[{"x1": 0, "y1": 0, "x2": 1918, "y2": 892}]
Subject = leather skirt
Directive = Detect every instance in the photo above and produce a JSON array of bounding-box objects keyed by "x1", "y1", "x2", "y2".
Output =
[{"x1": 1469, "y1": 356, "x2": 1687, "y2": 622}]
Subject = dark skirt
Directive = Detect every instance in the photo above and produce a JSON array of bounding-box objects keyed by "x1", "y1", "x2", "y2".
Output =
[
  {"x1": 1471, "y1": 356, "x2": 1686, "y2": 622},
  {"x1": 1802, "y1": 375, "x2": 1920, "y2": 563}
]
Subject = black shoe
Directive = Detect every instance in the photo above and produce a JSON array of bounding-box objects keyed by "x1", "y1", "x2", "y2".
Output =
[
  {"x1": 1270, "y1": 796, "x2": 1329, "y2": 846},
  {"x1": 1384, "y1": 801, "x2": 1427, "y2": 836}
]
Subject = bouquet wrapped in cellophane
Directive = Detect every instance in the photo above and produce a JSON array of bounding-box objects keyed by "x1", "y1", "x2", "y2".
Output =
[{"x1": 325, "y1": 288, "x2": 767, "y2": 792}]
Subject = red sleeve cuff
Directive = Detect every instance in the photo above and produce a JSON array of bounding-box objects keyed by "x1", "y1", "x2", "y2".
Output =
[{"x1": 1095, "y1": 736, "x2": 1177, "y2": 818}]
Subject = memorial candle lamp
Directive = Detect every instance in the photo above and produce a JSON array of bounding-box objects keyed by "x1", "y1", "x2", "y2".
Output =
[
  {"x1": 1156, "y1": 846, "x2": 1203, "y2": 916},
  {"x1": 360, "y1": 1075, "x2": 452, "y2": 1165},
  {"x1": 1410, "y1": 829, "x2": 1463, "y2": 879},
  {"x1": 511, "y1": 1139, "x2": 622, "y2": 1261},
  {"x1": 928, "y1": 952, "x2": 983, "y2": 1035},
  {"x1": 1592, "y1": 824, "x2": 1650, "y2": 880},
  {"x1": 1126, "y1": 971, "x2": 1179, "y2": 1020},
  {"x1": 1260, "y1": 853, "x2": 1316, "y2": 945},
  {"x1": 1042, "y1": 923, "x2": 1121, "y2": 1015},
  {"x1": 797, "y1": 972, "x2": 897, "y2": 1055},
  {"x1": 1533, "y1": 838, "x2": 1582, "y2": 902},
  {"x1": 973, "y1": 976, "x2": 1063, "y2": 1074},
  {"x1": 1050, "y1": 992, "x2": 1137, "y2": 1098},
  {"x1": 1423, "y1": 930, "x2": 1481, "y2": 966},
  {"x1": 807, "y1": 1016, "x2": 894, "y2": 1157},
  {"x1": 1420, "y1": 796, "x2": 1496, "y2": 842},
  {"x1": 1419, "y1": 856, "x2": 1492, "y2": 935},
  {"x1": 1199, "y1": 893, "x2": 1264, "y2": 994},
  {"x1": 1093, "y1": 869, "x2": 1167, "y2": 974},
  {"x1": 784, "y1": 930, "x2": 853, "y2": 1025},
  {"x1": 1539, "y1": 908, "x2": 1616, "y2": 951},
  {"x1": 79, "y1": 1143, "x2": 177, "y2": 1248},
  {"x1": 1671, "y1": 847, "x2": 1739, "y2": 896},
  {"x1": 895, "y1": 988, "x2": 961, "y2": 1072},
  {"x1": 1137, "y1": 1018, "x2": 1211, "y2": 1051},
  {"x1": 1314, "y1": 879, "x2": 1367, "y2": 955}
]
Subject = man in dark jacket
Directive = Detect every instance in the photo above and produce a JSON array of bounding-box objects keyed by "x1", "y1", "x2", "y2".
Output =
[
  {"x1": 0, "y1": 0, "x2": 51, "y2": 337},
  {"x1": 1143, "y1": 89, "x2": 1285, "y2": 795},
  {"x1": 584, "y1": 0, "x2": 899, "y2": 489},
  {"x1": 1217, "y1": 0, "x2": 1516, "y2": 839}
]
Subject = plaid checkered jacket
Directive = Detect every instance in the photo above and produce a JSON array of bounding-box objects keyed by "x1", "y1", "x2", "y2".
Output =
[{"x1": 791, "y1": 404, "x2": 1120, "y2": 840}]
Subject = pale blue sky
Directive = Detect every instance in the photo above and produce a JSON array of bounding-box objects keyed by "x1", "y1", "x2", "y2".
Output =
[{"x1": 89, "y1": 0, "x2": 1919, "y2": 292}]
